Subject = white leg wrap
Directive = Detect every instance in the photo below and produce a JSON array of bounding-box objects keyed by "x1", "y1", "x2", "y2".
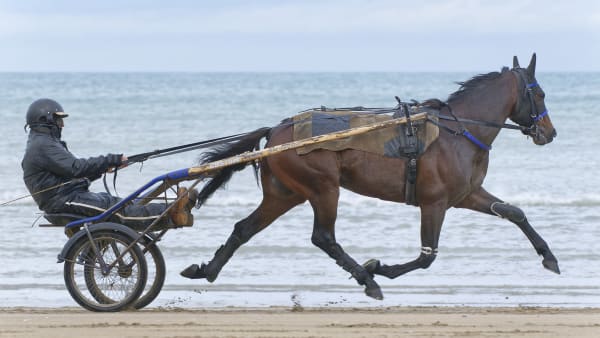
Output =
[
  {"x1": 490, "y1": 201, "x2": 526, "y2": 222},
  {"x1": 421, "y1": 247, "x2": 438, "y2": 255},
  {"x1": 490, "y1": 201, "x2": 505, "y2": 218}
]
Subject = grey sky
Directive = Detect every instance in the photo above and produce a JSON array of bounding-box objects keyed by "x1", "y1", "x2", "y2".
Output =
[{"x1": 1, "y1": 0, "x2": 598, "y2": 72}]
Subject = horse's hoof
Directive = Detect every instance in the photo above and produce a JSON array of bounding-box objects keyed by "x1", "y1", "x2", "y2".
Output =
[
  {"x1": 365, "y1": 285, "x2": 384, "y2": 300},
  {"x1": 180, "y1": 263, "x2": 208, "y2": 279},
  {"x1": 362, "y1": 259, "x2": 381, "y2": 278},
  {"x1": 543, "y1": 258, "x2": 560, "y2": 274},
  {"x1": 363, "y1": 279, "x2": 384, "y2": 300}
]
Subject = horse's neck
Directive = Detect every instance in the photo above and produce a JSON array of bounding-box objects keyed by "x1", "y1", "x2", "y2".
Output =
[{"x1": 448, "y1": 73, "x2": 516, "y2": 146}]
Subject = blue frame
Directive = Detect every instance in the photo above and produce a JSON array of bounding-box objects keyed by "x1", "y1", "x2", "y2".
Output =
[{"x1": 64, "y1": 168, "x2": 191, "y2": 229}]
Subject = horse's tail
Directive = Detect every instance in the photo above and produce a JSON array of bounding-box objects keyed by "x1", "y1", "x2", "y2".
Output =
[{"x1": 196, "y1": 127, "x2": 271, "y2": 207}]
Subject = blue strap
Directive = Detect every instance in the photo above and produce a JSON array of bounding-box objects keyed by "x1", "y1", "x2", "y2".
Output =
[
  {"x1": 527, "y1": 82, "x2": 538, "y2": 88},
  {"x1": 533, "y1": 109, "x2": 548, "y2": 122},
  {"x1": 462, "y1": 130, "x2": 491, "y2": 151}
]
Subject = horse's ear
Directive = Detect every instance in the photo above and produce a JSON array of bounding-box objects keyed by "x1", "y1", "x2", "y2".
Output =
[
  {"x1": 527, "y1": 53, "x2": 537, "y2": 76},
  {"x1": 513, "y1": 56, "x2": 520, "y2": 68}
]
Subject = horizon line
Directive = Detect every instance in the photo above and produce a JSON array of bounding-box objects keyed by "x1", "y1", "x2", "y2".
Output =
[{"x1": 0, "y1": 70, "x2": 596, "y2": 74}]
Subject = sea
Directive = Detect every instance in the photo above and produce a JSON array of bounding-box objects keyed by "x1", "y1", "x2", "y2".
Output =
[{"x1": 0, "y1": 72, "x2": 598, "y2": 309}]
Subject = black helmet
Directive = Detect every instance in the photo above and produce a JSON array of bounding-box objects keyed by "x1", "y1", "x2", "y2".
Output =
[{"x1": 25, "y1": 98, "x2": 69, "y2": 129}]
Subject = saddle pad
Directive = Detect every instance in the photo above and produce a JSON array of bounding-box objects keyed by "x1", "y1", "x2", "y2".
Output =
[{"x1": 292, "y1": 110, "x2": 439, "y2": 158}]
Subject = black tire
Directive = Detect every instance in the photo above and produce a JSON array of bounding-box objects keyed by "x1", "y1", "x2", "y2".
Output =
[
  {"x1": 63, "y1": 230, "x2": 147, "y2": 312},
  {"x1": 79, "y1": 233, "x2": 166, "y2": 309},
  {"x1": 134, "y1": 239, "x2": 166, "y2": 309}
]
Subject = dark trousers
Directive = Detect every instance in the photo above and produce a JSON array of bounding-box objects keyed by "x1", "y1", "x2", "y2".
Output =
[{"x1": 55, "y1": 191, "x2": 170, "y2": 230}]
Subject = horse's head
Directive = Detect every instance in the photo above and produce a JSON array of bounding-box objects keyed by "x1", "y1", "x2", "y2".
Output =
[{"x1": 509, "y1": 53, "x2": 557, "y2": 145}]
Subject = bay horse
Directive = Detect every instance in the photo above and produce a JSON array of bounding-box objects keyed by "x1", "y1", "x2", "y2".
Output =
[{"x1": 181, "y1": 54, "x2": 559, "y2": 300}]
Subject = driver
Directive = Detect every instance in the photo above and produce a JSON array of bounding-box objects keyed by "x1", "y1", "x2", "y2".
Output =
[{"x1": 21, "y1": 98, "x2": 197, "y2": 231}]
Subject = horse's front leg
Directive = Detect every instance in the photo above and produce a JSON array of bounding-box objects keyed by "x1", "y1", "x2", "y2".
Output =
[
  {"x1": 455, "y1": 186, "x2": 560, "y2": 274},
  {"x1": 364, "y1": 200, "x2": 447, "y2": 279}
]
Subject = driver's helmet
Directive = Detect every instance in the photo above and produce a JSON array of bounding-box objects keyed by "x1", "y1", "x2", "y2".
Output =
[{"x1": 25, "y1": 98, "x2": 69, "y2": 129}]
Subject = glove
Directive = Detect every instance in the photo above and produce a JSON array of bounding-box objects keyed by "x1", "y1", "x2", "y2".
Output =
[{"x1": 107, "y1": 153, "x2": 123, "y2": 167}]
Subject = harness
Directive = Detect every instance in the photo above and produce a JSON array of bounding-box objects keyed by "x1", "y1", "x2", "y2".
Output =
[
  {"x1": 13, "y1": 71, "x2": 549, "y2": 206},
  {"x1": 398, "y1": 68, "x2": 550, "y2": 205}
]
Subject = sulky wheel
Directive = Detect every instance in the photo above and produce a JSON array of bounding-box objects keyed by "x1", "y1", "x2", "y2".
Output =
[
  {"x1": 79, "y1": 232, "x2": 166, "y2": 309},
  {"x1": 63, "y1": 229, "x2": 147, "y2": 312},
  {"x1": 133, "y1": 236, "x2": 166, "y2": 309}
]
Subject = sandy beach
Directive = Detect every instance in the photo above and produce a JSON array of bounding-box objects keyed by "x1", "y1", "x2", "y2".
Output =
[{"x1": 1, "y1": 306, "x2": 599, "y2": 338}]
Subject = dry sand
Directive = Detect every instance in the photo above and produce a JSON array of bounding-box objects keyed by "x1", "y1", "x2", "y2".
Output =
[{"x1": 1, "y1": 306, "x2": 599, "y2": 338}]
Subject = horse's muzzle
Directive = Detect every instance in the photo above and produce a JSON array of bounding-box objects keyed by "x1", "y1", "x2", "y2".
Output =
[{"x1": 532, "y1": 127, "x2": 557, "y2": 145}]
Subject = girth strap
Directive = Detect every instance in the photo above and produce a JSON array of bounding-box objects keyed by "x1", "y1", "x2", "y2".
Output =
[{"x1": 396, "y1": 99, "x2": 419, "y2": 206}]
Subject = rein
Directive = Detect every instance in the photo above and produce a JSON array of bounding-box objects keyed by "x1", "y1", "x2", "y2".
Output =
[
  {"x1": 103, "y1": 131, "x2": 256, "y2": 196},
  {"x1": 296, "y1": 103, "x2": 527, "y2": 132},
  {"x1": 436, "y1": 114, "x2": 524, "y2": 131},
  {"x1": 298, "y1": 102, "x2": 530, "y2": 152},
  {"x1": 424, "y1": 103, "x2": 491, "y2": 151},
  {"x1": 126, "y1": 132, "x2": 255, "y2": 165},
  {"x1": 4, "y1": 132, "x2": 258, "y2": 205},
  {"x1": 9, "y1": 85, "x2": 544, "y2": 204}
]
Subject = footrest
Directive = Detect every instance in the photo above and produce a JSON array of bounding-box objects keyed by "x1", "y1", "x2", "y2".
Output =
[{"x1": 39, "y1": 223, "x2": 65, "y2": 227}]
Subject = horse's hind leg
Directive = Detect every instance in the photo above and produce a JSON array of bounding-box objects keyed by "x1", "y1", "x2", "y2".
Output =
[
  {"x1": 180, "y1": 191, "x2": 305, "y2": 281},
  {"x1": 309, "y1": 189, "x2": 383, "y2": 300},
  {"x1": 455, "y1": 186, "x2": 560, "y2": 274}
]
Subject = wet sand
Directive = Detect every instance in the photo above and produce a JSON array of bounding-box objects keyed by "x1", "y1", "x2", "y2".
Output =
[{"x1": 1, "y1": 306, "x2": 599, "y2": 337}]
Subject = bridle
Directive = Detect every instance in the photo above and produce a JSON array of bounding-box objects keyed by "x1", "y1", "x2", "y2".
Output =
[
  {"x1": 512, "y1": 68, "x2": 549, "y2": 138},
  {"x1": 425, "y1": 68, "x2": 551, "y2": 151}
]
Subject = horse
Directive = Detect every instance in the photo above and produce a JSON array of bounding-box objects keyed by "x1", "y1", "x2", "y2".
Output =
[{"x1": 181, "y1": 54, "x2": 559, "y2": 300}]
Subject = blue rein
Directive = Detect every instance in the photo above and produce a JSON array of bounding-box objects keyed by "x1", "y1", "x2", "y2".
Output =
[
  {"x1": 437, "y1": 103, "x2": 493, "y2": 151},
  {"x1": 462, "y1": 130, "x2": 491, "y2": 151}
]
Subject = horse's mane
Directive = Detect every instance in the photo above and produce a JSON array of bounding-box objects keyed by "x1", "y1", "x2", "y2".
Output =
[
  {"x1": 420, "y1": 98, "x2": 446, "y2": 109},
  {"x1": 448, "y1": 67, "x2": 509, "y2": 102}
]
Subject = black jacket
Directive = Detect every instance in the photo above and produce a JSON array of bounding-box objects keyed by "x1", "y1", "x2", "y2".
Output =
[{"x1": 21, "y1": 126, "x2": 122, "y2": 211}]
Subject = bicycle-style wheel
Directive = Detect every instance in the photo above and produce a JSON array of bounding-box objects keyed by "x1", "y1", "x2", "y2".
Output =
[
  {"x1": 79, "y1": 233, "x2": 166, "y2": 309},
  {"x1": 63, "y1": 230, "x2": 147, "y2": 312}
]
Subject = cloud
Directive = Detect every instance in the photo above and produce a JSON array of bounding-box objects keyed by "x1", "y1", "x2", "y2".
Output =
[
  {"x1": 1, "y1": 0, "x2": 598, "y2": 37},
  {"x1": 0, "y1": 0, "x2": 598, "y2": 71}
]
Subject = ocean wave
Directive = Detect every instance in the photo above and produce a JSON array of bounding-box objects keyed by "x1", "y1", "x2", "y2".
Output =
[
  {"x1": 505, "y1": 193, "x2": 600, "y2": 207},
  {"x1": 203, "y1": 192, "x2": 600, "y2": 208}
]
